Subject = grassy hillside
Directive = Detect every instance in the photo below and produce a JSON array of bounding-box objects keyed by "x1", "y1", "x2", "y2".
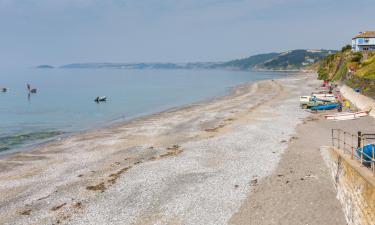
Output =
[
  {"x1": 317, "y1": 45, "x2": 375, "y2": 97},
  {"x1": 258, "y1": 49, "x2": 332, "y2": 70},
  {"x1": 217, "y1": 49, "x2": 334, "y2": 71},
  {"x1": 213, "y1": 53, "x2": 279, "y2": 70}
]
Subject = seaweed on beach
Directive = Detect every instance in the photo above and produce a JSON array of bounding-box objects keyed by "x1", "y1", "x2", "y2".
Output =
[
  {"x1": 19, "y1": 209, "x2": 32, "y2": 216},
  {"x1": 108, "y1": 166, "x2": 132, "y2": 184},
  {"x1": 160, "y1": 145, "x2": 183, "y2": 158},
  {"x1": 86, "y1": 182, "x2": 106, "y2": 192},
  {"x1": 51, "y1": 203, "x2": 67, "y2": 211},
  {"x1": 205, "y1": 124, "x2": 225, "y2": 133}
]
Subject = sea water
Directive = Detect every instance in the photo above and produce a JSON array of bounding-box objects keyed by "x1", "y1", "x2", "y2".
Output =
[{"x1": 0, "y1": 68, "x2": 286, "y2": 153}]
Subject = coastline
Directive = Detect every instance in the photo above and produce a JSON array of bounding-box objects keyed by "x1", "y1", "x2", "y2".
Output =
[
  {"x1": 0, "y1": 71, "x2": 286, "y2": 157},
  {"x1": 1, "y1": 72, "x2": 320, "y2": 225}
]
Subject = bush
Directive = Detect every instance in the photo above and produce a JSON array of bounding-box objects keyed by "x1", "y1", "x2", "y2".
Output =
[
  {"x1": 341, "y1": 45, "x2": 352, "y2": 52},
  {"x1": 318, "y1": 66, "x2": 328, "y2": 80},
  {"x1": 350, "y1": 52, "x2": 362, "y2": 62},
  {"x1": 346, "y1": 76, "x2": 375, "y2": 98}
]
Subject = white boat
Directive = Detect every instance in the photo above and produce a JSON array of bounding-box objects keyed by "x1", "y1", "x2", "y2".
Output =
[
  {"x1": 312, "y1": 93, "x2": 336, "y2": 102},
  {"x1": 94, "y1": 96, "x2": 107, "y2": 102},
  {"x1": 299, "y1": 96, "x2": 312, "y2": 104},
  {"x1": 324, "y1": 110, "x2": 370, "y2": 121}
]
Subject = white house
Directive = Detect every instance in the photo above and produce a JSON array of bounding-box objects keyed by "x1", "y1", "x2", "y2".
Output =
[{"x1": 352, "y1": 31, "x2": 375, "y2": 52}]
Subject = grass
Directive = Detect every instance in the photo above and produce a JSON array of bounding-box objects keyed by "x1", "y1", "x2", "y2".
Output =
[
  {"x1": 332, "y1": 62, "x2": 347, "y2": 81},
  {"x1": 356, "y1": 55, "x2": 375, "y2": 78}
]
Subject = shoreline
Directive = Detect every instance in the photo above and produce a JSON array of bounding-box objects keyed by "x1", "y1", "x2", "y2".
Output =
[
  {"x1": 0, "y1": 72, "x2": 293, "y2": 158},
  {"x1": 1, "y1": 72, "x2": 318, "y2": 225}
]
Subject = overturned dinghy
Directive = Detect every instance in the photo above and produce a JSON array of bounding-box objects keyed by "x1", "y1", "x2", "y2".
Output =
[
  {"x1": 356, "y1": 143, "x2": 375, "y2": 163},
  {"x1": 325, "y1": 107, "x2": 372, "y2": 120},
  {"x1": 94, "y1": 96, "x2": 107, "y2": 102},
  {"x1": 310, "y1": 103, "x2": 338, "y2": 111},
  {"x1": 324, "y1": 110, "x2": 370, "y2": 121}
]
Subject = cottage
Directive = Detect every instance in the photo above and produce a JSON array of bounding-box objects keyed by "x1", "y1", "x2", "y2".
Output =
[{"x1": 352, "y1": 31, "x2": 375, "y2": 52}]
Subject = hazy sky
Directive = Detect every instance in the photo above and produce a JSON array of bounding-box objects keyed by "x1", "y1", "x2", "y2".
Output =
[{"x1": 1, "y1": 0, "x2": 374, "y2": 67}]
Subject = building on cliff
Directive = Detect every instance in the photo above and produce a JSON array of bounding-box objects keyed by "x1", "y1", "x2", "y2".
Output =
[{"x1": 352, "y1": 31, "x2": 375, "y2": 52}]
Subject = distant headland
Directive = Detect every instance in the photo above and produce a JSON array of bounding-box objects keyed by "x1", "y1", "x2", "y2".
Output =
[
  {"x1": 36, "y1": 65, "x2": 54, "y2": 69},
  {"x1": 58, "y1": 49, "x2": 335, "y2": 71}
]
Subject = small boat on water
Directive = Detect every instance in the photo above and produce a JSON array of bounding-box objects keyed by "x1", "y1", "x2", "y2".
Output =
[
  {"x1": 27, "y1": 84, "x2": 37, "y2": 93},
  {"x1": 325, "y1": 110, "x2": 370, "y2": 121},
  {"x1": 310, "y1": 103, "x2": 338, "y2": 111},
  {"x1": 94, "y1": 96, "x2": 107, "y2": 102},
  {"x1": 1, "y1": 88, "x2": 6, "y2": 92}
]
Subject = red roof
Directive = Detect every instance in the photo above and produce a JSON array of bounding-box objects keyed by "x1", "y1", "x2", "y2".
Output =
[{"x1": 355, "y1": 31, "x2": 375, "y2": 38}]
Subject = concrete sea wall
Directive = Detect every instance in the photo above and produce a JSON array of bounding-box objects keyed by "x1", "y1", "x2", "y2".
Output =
[
  {"x1": 340, "y1": 85, "x2": 375, "y2": 118},
  {"x1": 321, "y1": 146, "x2": 375, "y2": 225}
]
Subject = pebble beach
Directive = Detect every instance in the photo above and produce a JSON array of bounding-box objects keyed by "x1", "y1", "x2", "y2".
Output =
[{"x1": 0, "y1": 73, "x2": 321, "y2": 225}]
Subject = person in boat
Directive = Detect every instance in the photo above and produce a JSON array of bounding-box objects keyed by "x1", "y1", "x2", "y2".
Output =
[
  {"x1": 27, "y1": 83, "x2": 37, "y2": 93},
  {"x1": 94, "y1": 96, "x2": 106, "y2": 102}
]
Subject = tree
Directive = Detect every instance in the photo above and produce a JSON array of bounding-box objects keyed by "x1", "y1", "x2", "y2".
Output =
[{"x1": 341, "y1": 45, "x2": 352, "y2": 52}]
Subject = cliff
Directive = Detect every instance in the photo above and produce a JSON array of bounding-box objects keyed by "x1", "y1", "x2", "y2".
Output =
[{"x1": 317, "y1": 46, "x2": 375, "y2": 97}]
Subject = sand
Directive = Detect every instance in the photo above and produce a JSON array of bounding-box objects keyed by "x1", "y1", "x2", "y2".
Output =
[{"x1": 0, "y1": 73, "x2": 348, "y2": 225}]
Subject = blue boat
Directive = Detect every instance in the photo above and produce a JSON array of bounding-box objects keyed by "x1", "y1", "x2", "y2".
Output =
[
  {"x1": 310, "y1": 103, "x2": 338, "y2": 111},
  {"x1": 357, "y1": 144, "x2": 375, "y2": 162}
]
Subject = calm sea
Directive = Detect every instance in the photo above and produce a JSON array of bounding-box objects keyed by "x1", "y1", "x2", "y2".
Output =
[{"x1": 0, "y1": 68, "x2": 287, "y2": 153}]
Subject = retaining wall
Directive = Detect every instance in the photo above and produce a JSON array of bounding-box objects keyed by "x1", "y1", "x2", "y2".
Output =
[
  {"x1": 321, "y1": 146, "x2": 375, "y2": 225},
  {"x1": 340, "y1": 85, "x2": 375, "y2": 118}
]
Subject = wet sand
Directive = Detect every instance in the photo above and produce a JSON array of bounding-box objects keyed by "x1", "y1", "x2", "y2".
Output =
[{"x1": 0, "y1": 73, "x2": 341, "y2": 225}]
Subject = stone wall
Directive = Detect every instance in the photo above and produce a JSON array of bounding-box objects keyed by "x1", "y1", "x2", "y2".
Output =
[
  {"x1": 340, "y1": 85, "x2": 375, "y2": 118},
  {"x1": 320, "y1": 146, "x2": 375, "y2": 225}
]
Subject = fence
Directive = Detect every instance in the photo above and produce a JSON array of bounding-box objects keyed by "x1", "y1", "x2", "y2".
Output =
[{"x1": 331, "y1": 129, "x2": 375, "y2": 176}]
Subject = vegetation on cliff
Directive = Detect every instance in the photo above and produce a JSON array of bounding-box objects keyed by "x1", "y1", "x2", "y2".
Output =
[
  {"x1": 317, "y1": 45, "x2": 375, "y2": 97},
  {"x1": 218, "y1": 49, "x2": 333, "y2": 71}
]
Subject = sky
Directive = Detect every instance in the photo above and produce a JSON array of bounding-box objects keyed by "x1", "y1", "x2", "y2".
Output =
[{"x1": 0, "y1": 0, "x2": 375, "y2": 67}]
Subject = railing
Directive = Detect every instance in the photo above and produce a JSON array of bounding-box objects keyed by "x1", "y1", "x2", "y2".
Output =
[{"x1": 332, "y1": 129, "x2": 375, "y2": 176}]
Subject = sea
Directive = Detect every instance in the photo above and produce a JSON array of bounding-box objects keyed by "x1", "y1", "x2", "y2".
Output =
[{"x1": 0, "y1": 68, "x2": 287, "y2": 154}]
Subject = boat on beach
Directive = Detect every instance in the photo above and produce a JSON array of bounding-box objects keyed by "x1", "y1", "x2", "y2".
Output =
[
  {"x1": 312, "y1": 93, "x2": 336, "y2": 102},
  {"x1": 324, "y1": 109, "x2": 371, "y2": 121},
  {"x1": 357, "y1": 143, "x2": 375, "y2": 163},
  {"x1": 310, "y1": 103, "x2": 338, "y2": 111}
]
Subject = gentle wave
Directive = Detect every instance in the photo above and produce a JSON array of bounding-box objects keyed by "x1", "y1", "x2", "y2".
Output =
[{"x1": 0, "y1": 131, "x2": 63, "y2": 152}]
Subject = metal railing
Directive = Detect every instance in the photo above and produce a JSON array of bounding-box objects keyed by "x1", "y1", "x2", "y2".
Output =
[{"x1": 332, "y1": 129, "x2": 375, "y2": 176}]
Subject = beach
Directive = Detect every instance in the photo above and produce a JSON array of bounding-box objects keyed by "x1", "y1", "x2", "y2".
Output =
[{"x1": 0, "y1": 73, "x2": 347, "y2": 225}]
